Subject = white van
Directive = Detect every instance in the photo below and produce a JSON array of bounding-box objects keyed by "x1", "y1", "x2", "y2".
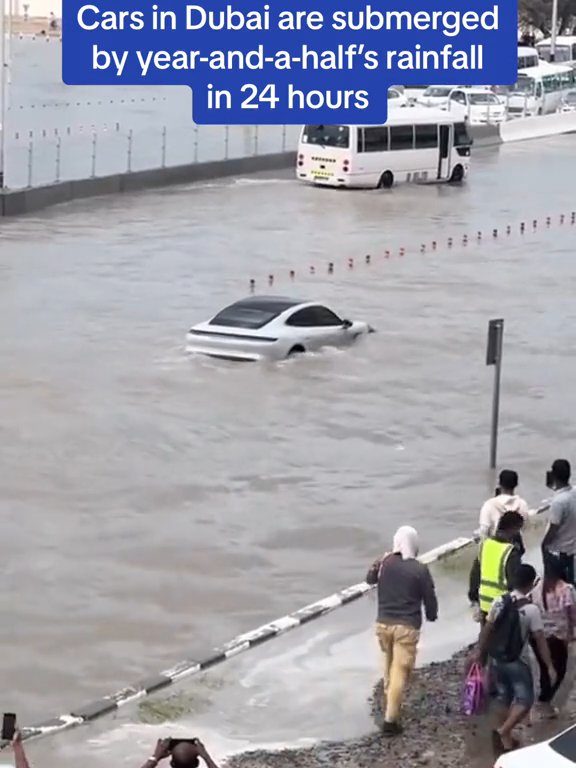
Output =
[{"x1": 445, "y1": 87, "x2": 507, "y2": 124}]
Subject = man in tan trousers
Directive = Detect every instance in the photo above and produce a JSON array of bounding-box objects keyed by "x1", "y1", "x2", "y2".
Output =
[{"x1": 366, "y1": 526, "x2": 438, "y2": 737}]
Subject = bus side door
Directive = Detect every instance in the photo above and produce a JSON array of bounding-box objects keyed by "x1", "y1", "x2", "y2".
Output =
[{"x1": 437, "y1": 124, "x2": 452, "y2": 180}]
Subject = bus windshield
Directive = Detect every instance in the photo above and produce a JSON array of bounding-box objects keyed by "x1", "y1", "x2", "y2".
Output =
[
  {"x1": 454, "y1": 122, "x2": 472, "y2": 147},
  {"x1": 509, "y1": 76, "x2": 535, "y2": 95},
  {"x1": 302, "y1": 125, "x2": 350, "y2": 148}
]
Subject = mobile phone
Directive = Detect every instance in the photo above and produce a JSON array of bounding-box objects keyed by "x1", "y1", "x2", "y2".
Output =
[
  {"x1": 546, "y1": 470, "x2": 555, "y2": 489},
  {"x1": 494, "y1": 487, "x2": 501, "y2": 497},
  {"x1": 2, "y1": 713, "x2": 16, "y2": 741},
  {"x1": 168, "y1": 738, "x2": 199, "y2": 751}
]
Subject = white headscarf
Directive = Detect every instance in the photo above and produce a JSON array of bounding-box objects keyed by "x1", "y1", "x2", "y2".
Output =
[{"x1": 392, "y1": 526, "x2": 419, "y2": 560}]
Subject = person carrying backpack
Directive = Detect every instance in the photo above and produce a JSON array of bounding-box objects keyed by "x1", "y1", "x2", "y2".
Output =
[
  {"x1": 475, "y1": 564, "x2": 557, "y2": 753},
  {"x1": 477, "y1": 469, "x2": 531, "y2": 556}
]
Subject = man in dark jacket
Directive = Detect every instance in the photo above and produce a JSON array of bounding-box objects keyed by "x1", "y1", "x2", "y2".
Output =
[
  {"x1": 468, "y1": 510, "x2": 525, "y2": 624},
  {"x1": 366, "y1": 525, "x2": 438, "y2": 737}
]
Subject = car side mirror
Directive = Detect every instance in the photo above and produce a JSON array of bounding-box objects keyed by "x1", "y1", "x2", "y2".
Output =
[{"x1": 342, "y1": 319, "x2": 353, "y2": 329}]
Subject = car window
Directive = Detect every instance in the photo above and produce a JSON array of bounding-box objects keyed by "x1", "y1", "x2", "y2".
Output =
[
  {"x1": 451, "y1": 91, "x2": 466, "y2": 104},
  {"x1": 550, "y1": 726, "x2": 576, "y2": 762},
  {"x1": 210, "y1": 307, "x2": 277, "y2": 329},
  {"x1": 286, "y1": 306, "x2": 342, "y2": 327}
]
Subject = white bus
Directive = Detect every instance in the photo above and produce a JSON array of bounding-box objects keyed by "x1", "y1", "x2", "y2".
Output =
[
  {"x1": 494, "y1": 61, "x2": 576, "y2": 116},
  {"x1": 296, "y1": 108, "x2": 472, "y2": 189},
  {"x1": 517, "y1": 45, "x2": 540, "y2": 69},
  {"x1": 537, "y1": 36, "x2": 576, "y2": 66}
]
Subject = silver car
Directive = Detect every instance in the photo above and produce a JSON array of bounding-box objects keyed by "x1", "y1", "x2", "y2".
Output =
[
  {"x1": 558, "y1": 89, "x2": 576, "y2": 112},
  {"x1": 187, "y1": 296, "x2": 373, "y2": 362}
]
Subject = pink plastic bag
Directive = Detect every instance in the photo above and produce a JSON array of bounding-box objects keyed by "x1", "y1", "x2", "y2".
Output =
[{"x1": 461, "y1": 662, "x2": 487, "y2": 716}]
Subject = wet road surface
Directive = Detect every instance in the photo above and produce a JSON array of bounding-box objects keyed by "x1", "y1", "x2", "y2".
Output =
[{"x1": 1, "y1": 134, "x2": 575, "y2": 760}]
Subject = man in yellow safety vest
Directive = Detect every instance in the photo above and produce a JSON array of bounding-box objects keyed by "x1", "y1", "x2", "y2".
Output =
[{"x1": 468, "y1": 510, "x2": 525, "y2": 624}]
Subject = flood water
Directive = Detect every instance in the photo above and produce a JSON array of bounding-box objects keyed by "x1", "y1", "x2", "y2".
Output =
[{"x1": 1, "y1": 133, "x2": 576, "y2": 763}]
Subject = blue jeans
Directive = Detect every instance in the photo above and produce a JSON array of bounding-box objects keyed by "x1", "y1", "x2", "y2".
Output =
[{"x1": 494, "y1": 659, "x2": 534, "y2": 709}]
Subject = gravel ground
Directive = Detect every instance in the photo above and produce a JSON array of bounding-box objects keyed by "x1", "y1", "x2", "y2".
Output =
[{"x1": 227, "y1": 646, "x2": 576, "y2": 768}]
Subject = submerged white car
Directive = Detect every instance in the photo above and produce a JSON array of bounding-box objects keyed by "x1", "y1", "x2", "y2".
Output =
[
  {"x1": 495, "y1": 723, "x2": 576, "y2": 767},
  {"x1": 187, "y1": 296, "x2": 373, "y2": 361}
]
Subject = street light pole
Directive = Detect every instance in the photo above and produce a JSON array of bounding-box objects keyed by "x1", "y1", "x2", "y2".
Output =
[{"x1": 550, "y1": 0, "x2": 559, "y2": 62}]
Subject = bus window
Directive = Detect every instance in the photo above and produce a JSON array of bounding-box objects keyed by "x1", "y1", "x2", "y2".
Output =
[
  {"x1": 361, "y1": 126, "x2": 389, "y2": 152},
  {"x1": 390, "y1": 125, "x2": 414, "y2": 151},
  {"x1": 415, "y1": 124, "x2": 438, "y2": 149},
  {"x1": 302, "y1": 125, "x2": 349, "y2": 148}
]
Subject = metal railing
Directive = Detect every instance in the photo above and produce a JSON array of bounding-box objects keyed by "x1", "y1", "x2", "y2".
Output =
[{"x1": 4, "y1": 123, "x2": 301, "y2": 190}]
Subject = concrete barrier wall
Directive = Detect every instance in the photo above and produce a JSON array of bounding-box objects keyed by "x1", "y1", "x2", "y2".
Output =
[
  {"x1": 1, "y1": 116, "x2": 573, "y2": 219},
  {"x1": 500, "y1": 111, "x2": 576, "y2": 143},
  {"x1": 0, "y1": 151, "x2": 296, "y2": 218}
]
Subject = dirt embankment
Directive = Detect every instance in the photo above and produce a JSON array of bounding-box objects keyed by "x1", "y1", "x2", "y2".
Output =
[{"x1": 227, "y1": 647, "x2": 576, "y2": 768}]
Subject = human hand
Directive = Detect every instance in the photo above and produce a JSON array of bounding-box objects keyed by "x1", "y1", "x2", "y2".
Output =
[
  {"x1": 153, "y1": 738, "x2": 172, "y2": 762},
  {"x1": 11, "y1": 729, "x2": 22, "y2": 747}
]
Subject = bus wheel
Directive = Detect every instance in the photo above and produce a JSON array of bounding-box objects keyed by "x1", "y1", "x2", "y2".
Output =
[
  {"x1": 449, "y1": 164, "x2": 464, "y2": 184},
  {"x1": 377, "y1": 171, "x2": 394, "y2": 189}
]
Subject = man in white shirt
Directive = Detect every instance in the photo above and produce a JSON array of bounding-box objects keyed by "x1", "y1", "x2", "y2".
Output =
[{"x1": 478, "y1": 470, "x2": 530, "y2": 553}]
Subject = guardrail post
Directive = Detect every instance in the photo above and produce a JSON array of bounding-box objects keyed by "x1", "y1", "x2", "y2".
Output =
[
  {"x1": 55, "y1": 134, "x2": 61, "y2": 183},
  {"x1": 27, "y1": 139, "x2": 33, "y2": 188},
  {"x1": 127, "y1": 129, "x2": 133, "y2": 173},
  {"x1": 281, "y1": 124, "x2": 287, "y2": 152},
  {"x1": 193, "y1": 125, "x2": 199, "y2": 163},
  {"x1": 161, "y1": 126, "x2": 167, "y2": 168},
  {"x1": 91, "y1": 132, "x2": 97, "y2": 178},
  {"x1": 224, "y1": 125, "x2": 229, "y2": 160},
  {"x1": 253, "y1": 126, "x2": 258, "y2": 156}
]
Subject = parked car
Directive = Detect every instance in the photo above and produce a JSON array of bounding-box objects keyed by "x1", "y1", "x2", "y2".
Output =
[
  {"x1": 416, "y1": 85, "x2": 457, "y2": 108},
  {"x1": 558, "y1": 89, "x2": 576, "y2": 112},
  {"x1": 495, "y1": 723, "x2": 576, "y2": 767},
  {"x1": 388, "y1": 87, "x2": 409, "y2": 107},
  {"x1": 445, "y1": 87, "x2": 507, "y2": 124},
  {"x1": 187, "y1": 296, "x2": 373, "y2": 361}
]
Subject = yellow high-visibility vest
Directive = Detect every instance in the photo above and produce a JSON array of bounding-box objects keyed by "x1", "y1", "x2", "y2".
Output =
[{"x1": 478, "y1": 538, "x2": 513, "y2": 614}]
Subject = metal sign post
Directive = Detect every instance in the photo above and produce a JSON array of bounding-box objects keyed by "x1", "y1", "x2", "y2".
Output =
[{"x1": 486, "y1": 318, "x2": 504, "y2": 469}]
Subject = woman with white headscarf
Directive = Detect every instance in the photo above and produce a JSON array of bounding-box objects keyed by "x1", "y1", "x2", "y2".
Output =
[{"x1": 366, "y1": 526, "x2": 439, "y2": 737}]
